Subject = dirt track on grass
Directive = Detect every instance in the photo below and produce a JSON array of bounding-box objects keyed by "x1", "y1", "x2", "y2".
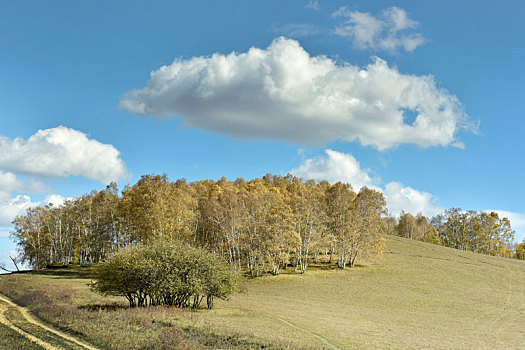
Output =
[
  {"x1": 0, "y1": 294, "x2": 99, "y2": 350},
  {"x1": 274, "y1": 316, "x2": 341, "y2": 350}
]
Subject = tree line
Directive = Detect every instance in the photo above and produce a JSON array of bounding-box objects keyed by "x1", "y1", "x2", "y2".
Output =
[
  {"x1": 11, "y1": 174, "x2": 386, "y2": 275},
  {"x1": 11, "y1": 173, "x2": 524, "y2": 275},
  {"x1": 389, "y1": 209, "x2": 519, "y2": 258}
]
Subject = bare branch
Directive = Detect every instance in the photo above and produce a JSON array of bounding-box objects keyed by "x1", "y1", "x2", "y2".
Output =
[{"x1": 9, "y1": 255, "x2": 20, "y2": 272}]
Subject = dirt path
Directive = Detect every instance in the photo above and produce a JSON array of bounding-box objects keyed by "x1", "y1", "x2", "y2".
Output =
[
  {"x1": 275, "y1": 317, "x2": 341, "y2": 350},
  {"x1": 0, "y1": 294, "x2": 99, "y2": 350},
  {"x1": 0, "y1": 301, "x2": 54, "y2": 349}
]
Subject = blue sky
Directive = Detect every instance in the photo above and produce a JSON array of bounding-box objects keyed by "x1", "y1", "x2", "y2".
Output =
[{"x1": 1, "y1": 0, "x2": 524, "y2": 269}]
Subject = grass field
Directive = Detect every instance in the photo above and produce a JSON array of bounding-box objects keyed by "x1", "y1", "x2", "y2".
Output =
[
  {"x1": 0, "y1": 322, "x2": 44, "y2": 350},
  {"x1": 0, "y1": 236, "x2": 524, "y2": 349}
]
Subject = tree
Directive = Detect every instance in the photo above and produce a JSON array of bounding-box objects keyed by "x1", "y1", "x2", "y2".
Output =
[
  {"x1": 12, "y1": 206, "x2": 52, "y2": 268},
  {"x1": 416, "y1": 215, "x2": 441, "y2": 244},
  {"x1": 91, "y1": 240, "x2": 241, "y2": 309},
  {"x1": 206, "y1": 177, "x2": 246, "y2": 271},
  {"x1": 262, "y1": 186, "x2": 295, "y2": 275},
  {"x1": 515, "y1": 241, "x2": 525, "y2": 260},
  {"x1": 325, "y1": 182, "x2": 356, "y2": 269},
  {"x1": 0, "y1": 262, "x2": 10, "y2": 273},
  {"x1": 119, "y1": 175, "x2": 196, "y2": 244},
  {"x1": 397, "y1": 211, "x2": 418, "y2": 240},
  {"x1": 432, "y1": 209, "x2": 515, "y2": 257},
  {"x1": 9, "y1": 253, "x2": 21, "y2": 272},
  {"x1": 345, "y1": 187, "x2": 386, "y2": 268},
  {"x1": 396, "y1": 213, "x2": 440, "y2": 244},
  {"x1": 383, "y1": 215, "x2": 398, "y2": 236},
  {"x1": 288, "y1": 178, "x2": 325, "y2": 273}
]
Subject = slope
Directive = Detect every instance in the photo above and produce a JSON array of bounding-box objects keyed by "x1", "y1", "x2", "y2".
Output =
[{"x1": 0, "y1": 236, "x2": 523, "y2": 349}]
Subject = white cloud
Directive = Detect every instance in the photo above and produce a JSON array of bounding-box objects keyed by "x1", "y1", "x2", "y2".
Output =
[
  {"x1": 290, "y1": 149, "x2": 442, "y2": 217},
  {"x1": 0, "y1": 171, "x2": 48, "y2": 193},
  {"x1": 0, "y1": 193, "x2": 69, "y2": 226},
  {"x1": 0, "y1": 126, "x2": 129, "y2": 183},
  {"x1": 291, "y1": 149, "x2": 377, "y2": 191},
  {"x1": 305, "y1": 0, "x2": 320, "y2": 11},
  {"x1": 383, "y1": 182, "x2": 441, "y2": 217},
  {"x1": 488, "y1": 210, "x2": 525, "y2": 228},
  {"x1": 0, "y1": 195, "x2": 33, "y2": 226},
  {"x1": 333, "y1": 6, "x2": 426, "y2": 52},
  {"x1": 120, "y1": 37, "x2": 471, "y2": 150},
  {"x1": 43, "y1": 194, "x2": 68, "y2": 207},
  {"x1": 0, "y1": 126, "x2": 126, "y2": 225}
]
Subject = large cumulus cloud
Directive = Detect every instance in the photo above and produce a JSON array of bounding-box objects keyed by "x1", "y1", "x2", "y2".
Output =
[
  {"x1": 0, "y1": 126, "x2": 129, "y2": 226},
  {"x1": 0, "y1": 126, "x2": 129, "y2": 183},
  {"x1": 120, "y1": 37, "x2": 472, "y2": 150}
]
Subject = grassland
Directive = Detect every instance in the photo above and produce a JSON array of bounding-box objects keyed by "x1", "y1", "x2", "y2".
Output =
[
  {"x1": 0, "y1": 322, "x2": 44, "y2": 350},
  {"x1": 0, "y1": 236, "x2": 524, "y2": 349}
]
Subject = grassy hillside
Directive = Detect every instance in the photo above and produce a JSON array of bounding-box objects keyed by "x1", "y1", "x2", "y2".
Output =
[{"x1": 0, "y1": 236, "x2": 523, "y2": 349}]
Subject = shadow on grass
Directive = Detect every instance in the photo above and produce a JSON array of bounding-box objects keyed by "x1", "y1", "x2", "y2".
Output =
[
  {"x1": 305, "y1": 263, "x2": 338, "y2": 270},
  {"x1": 24, "y1": 265, "x2": 95, "y2": 279},
  {"x1": 78, "y1": 303, "x2": 128, "y2": 312},
  {"x1": 181, "y1": 326, "x2": 301, "y2": 349},
  {"x1": 253, "y1": 262, "x2": 368, "y2": 277}
]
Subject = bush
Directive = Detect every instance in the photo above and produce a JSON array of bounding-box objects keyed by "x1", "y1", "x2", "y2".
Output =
[{"x1": 90, "y1": 241, "x2": 241, "y2": 309}]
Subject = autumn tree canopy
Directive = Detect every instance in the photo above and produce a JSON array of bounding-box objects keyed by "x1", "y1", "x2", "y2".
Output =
[
  {"x1": 11, "y1": 174, "x2": 387, "y2": 275},
  {"x1": 11, "y1": 173, "x2": 521, "y2": 278}
]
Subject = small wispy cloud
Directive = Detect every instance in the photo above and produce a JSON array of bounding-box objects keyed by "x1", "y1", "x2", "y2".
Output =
[
  {"x1": 305, "y1": 0, "x2": 320, "y2": 11},
  {"x1": 272, "y1": 23, "x2": 320, "y2": 38},
  {"x1": 332, "y1": 6, "x2": 426, "y2": 52}
]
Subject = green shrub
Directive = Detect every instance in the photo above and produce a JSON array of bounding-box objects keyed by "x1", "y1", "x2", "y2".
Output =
[{"x1": 90, "y1": 241, "x2": 241, "y2": 309}]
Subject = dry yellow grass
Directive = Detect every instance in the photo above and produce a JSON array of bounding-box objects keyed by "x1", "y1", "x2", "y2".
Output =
[
  {"x1": 1, "y1": 236, "x2": 524, "y2": 349},
  {"x1": 191, "y1": 236, "x2": 525, "y2": 349}
]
